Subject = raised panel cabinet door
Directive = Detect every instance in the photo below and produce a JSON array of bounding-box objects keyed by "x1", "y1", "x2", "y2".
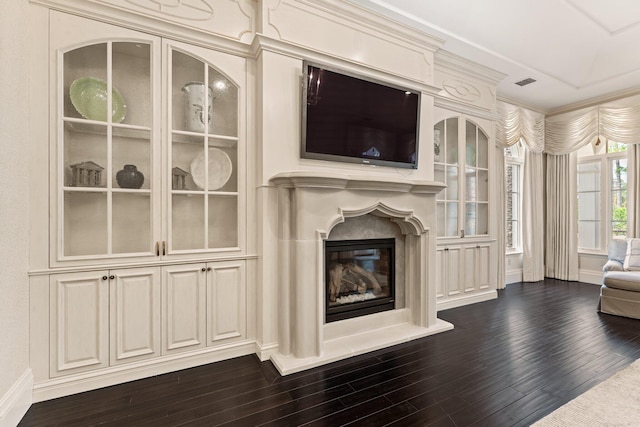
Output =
[
  {"x1": 478, "y1": 244, "x2": 491, "y2": 290},
  {"x1": 162, "y1": 264, "x2": 207, "y2": 354},
  {"x1": 463, "y1": 245, "x2": 478, "y2": 293},
  {"x1": 110, "y1": 267, "x2": 161, "y2": 365},
  {"x1": 207, "y1": 261, "x2": 246, "y2": 344},
  {"x1": 50, "y1": 272, "x2": 109, "y2": 377},
  {"x1": 446, "y1": 247, "x2": 462, "y2": 297},
  {"x1": 435, "y1": 248, "x2": 445, "y2": 299}
]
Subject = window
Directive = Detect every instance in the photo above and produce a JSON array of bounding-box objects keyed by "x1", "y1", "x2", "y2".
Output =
[
  {"x1": 505, "y1": 141, "x2": 524, "y2": 251},
  {"x1": 577, "y1": 141, "x2": 627, "y2": 251}
]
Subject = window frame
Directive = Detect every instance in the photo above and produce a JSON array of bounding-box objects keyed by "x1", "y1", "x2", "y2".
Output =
[
  {"x1": 505, "y1": 142, "x2": 524, "y2": 253},
  {"x1": 576, "y1": 143, "x2": 627, "y2": 254}
]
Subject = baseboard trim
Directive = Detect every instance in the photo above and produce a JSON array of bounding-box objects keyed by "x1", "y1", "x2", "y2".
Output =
[
  {"x1": 579, "y1": 270, "x2": 604, "y2": 285},
  {"x1": 33, "y1": 341, "x2": 256, "y2": 403},
  {"x1": 506, "y1": 270, "x2": 523, "y2": 285},
  {"x1": 255, "y1": 342, "x2": 278, "y2": 361},
  {"x1": 437, "y1": 290, "x2": 498, "y2": 311},
  {"x1": 0, "y1": 369, "x2": 33, "y2": 427}
]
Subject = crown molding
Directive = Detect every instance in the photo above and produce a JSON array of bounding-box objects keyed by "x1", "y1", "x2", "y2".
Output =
[
  {"x1": 435, "y1": 50, "x2": 506, "y2": 86},
  {"x1": 547, "y1": 85, "x2": 640, "y2": 116}
]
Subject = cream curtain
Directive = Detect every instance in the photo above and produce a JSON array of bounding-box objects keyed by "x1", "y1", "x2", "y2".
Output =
[
  {"x1": 545, "y1": 153, "x2": 579, "y2": 281},
  {"x1": 522, "y1": 150, "x2": 545, "y2": 282},
  {"x1": 495, "y1": 146, "x2": 506, "y2": 289},
  {"x1": 628, "y1": 144, "x2": 640, "y2": 238},
  {"x1": 497, "y1": 101, "x2": 545, "y2": 284}
]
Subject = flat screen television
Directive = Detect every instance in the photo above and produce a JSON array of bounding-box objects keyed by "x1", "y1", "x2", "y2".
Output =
[{"x1": 301, "y1": 61, "x2": 420, "y2": 169}]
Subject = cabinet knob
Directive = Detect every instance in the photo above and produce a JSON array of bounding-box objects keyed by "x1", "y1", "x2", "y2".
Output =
[
  {"x1": 109, "y1": 275, "x2": 115, "y2": 280},
  {"x1": 207, "y1": 267, "x2": 212, "y2": 272},
  {"x1": 201, "y1": 267, "x2": 207, "y2": 272},
  {"x1": 102, "y1": 276, "x2": 108, "y2": 281}
]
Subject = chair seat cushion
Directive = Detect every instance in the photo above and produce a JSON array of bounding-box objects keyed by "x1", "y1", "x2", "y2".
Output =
[{"x1": 603, "y1": 271, "x2": 640, "y2": 292}]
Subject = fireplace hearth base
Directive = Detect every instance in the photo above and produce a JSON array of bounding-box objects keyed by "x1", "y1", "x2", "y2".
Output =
[{"x1": 271, "y1": 314, "x2": 453, "y2": 375}]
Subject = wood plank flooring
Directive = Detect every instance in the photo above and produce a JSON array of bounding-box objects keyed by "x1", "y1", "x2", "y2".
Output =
[{"x1": 20, "y1": 279, "x2": 640, "y2": 426}]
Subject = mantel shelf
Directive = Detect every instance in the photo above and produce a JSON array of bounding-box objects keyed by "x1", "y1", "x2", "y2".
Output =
[{"x1": 270, "y1": 172, "x2": 446, "y2": 194}]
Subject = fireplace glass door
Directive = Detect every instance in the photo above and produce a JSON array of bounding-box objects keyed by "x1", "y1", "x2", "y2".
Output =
[{"x1": 325, "y1": 238, "x2": 395, "y2": 322}]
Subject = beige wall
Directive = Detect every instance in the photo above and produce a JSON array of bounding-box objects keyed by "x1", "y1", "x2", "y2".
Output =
[{"x1": 0, "y1": 0, "x2": 31, "y2": 411}]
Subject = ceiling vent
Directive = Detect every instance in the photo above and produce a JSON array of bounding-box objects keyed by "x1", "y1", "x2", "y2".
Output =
[{"x1": 515, "y1": 77, "x2": 537, "y2": 87}]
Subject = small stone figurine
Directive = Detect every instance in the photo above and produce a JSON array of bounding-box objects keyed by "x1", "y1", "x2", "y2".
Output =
[{"x1": 70, "y1": 161, "x2": 103, "y2": 187}]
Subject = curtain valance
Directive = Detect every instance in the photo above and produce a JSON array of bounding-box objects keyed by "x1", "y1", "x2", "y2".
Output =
[
  {"x1": 496, "y1": 101, "x2": 544, "y2": 152},
  {"x1": 545, "y1": 104, "x2": 640, "y2": 154}
]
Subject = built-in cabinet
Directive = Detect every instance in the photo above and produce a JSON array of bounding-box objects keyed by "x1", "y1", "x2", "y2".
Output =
[
  {"x1": 434, "y1": 108, "x2": 497, "y2": 309},
  {"x1": 32, "y1": 9, "x2": 251, "y2": 397},
  {"x1": 52, "y1": 11, "x2": 244, "y2": 266}
]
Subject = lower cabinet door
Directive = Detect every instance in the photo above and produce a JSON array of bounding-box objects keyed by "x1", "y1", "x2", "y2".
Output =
[
  {"x1": 207, "y1": 261, "x2": 246, "y2": 345},
  {"x1": 50, "y1": 271, "x2": 109, "y2": 377},
  {"x1": 162, "y1": 264, "x2": 207, "y2": 354},
  {"x1": 110, "y1": 267, "x2": 161, "y2": 365}
]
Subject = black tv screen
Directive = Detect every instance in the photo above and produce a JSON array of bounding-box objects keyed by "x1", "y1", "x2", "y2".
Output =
[{"x1": 301, "y1": 61, "x2": 420, "y2": 169}]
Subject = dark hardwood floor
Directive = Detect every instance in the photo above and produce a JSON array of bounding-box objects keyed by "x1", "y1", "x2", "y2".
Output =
[{"x1": 20, "y1": 279, "x2": 640, "y2": 426}]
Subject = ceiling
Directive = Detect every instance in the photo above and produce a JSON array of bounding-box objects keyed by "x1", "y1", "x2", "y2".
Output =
[{"x1": 348, "y1": 0, "x2": 640, "y2": 112}]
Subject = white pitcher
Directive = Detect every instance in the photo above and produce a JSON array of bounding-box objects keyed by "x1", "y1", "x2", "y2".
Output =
[{"x1": 182, "y1": 82, "x2": 213, "y2": 133}]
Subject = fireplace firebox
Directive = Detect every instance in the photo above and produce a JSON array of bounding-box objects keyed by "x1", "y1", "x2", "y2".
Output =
[{"x1": 325, "y1": 238, "x2": 395, "y2": 323}]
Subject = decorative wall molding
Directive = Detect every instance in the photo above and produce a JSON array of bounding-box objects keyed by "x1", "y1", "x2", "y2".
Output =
[
  {"x1": 260, "y1": 0, "x2": 442, "y2": 85},
  {"x1": 122, "y1": 0, "x2": 215, "y2": 21},
  {"x1": 435, "y1": 49, "x2": 505, "y2": 113},
  {"x1": 251, "y1": 34, "x2": 442, "y2": 97},
  {"x1": 442, "y1": 78, "x2": 482, "y2": 102},
  {"x1": 30, "y1": 0, "x2": 256, "y2": 49}
]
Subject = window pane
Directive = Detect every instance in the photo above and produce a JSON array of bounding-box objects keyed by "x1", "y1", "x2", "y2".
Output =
[
  {"x1": 434, "y1": 121, "x2": 444, "y2": 163},
  {"x1": 578, "y1": 192, "x2": 600, "y2": 220},
  {"x1": 446, "y1": 202, "x2": 458, "y2": 236},
  {"x1": 610, "y1": 158, "x2": 627, "y2": 238},
  {"x1": 465, "y1": 121, "x2": 476, "y2": 167},
  {"x1": 445, "y1": 118, "x2": 458, "y2": 164},
  {"x1": 577, "y1": 162, "x2": 600, "y2": 191},
  {"x1": 446, "y1": 166, "x2": 458, "y2": 200},
  {"x1": 607, "y1": 141, "x2": 627, "y2": 153},
  {"x1": 578, "y1": 221, "x2": 599, "y2": 250},
  {"x1": 577, "y1": 161, "x2": 601, "y2": 250}
]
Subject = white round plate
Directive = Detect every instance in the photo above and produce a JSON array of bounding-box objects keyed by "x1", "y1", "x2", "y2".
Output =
[{"x1": 190, "y1": 148, "x2": 232, "y2": 190}]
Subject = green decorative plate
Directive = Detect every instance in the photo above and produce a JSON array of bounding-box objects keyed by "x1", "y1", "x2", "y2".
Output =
[{"x1": 69, "y1": 77, "x2": 127, "y2": 123}]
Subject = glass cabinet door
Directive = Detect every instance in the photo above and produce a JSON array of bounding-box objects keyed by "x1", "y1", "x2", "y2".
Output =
[
  {"x1": 434, "y1": 118, "x2": 459, "y2": 237},
  {"x1": 60, "y1": 40, "x2": 157, "y2": 259},
  {"x1": 464, "y1": 121, "x2": 489, "y2": 236},
  {"x1": 434, "y1": 117, "x2": 489, "y2": 238},
  {"x1": 168, "y1": 47, "x2": 239, "y2": 253}
]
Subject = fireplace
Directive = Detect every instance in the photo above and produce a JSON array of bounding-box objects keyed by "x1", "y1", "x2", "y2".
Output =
[
  {"x1": 325, "y1": 238, "x2": 395, "y2": 322},
  {"x1": 267, "y1": 172, "x2": 452, "y2": 375}
]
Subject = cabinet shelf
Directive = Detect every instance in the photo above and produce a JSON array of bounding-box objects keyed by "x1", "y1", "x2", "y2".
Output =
[
  {"x1": 171, "y1": 131, "x2": 238, "y2": 148},
  {"x1": 64, "y1": 119, "x2": 152, "y2": 139},
  {"x1": 63, "y1": 186, "x2": 152, "y2": 194},
  {"x1": 171, "y1": 190, "x2": 238, "y2": 196}
]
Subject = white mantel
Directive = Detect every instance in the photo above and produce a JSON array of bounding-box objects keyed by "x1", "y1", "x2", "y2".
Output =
[{"x1": 268, "y1": 172, "x2": 453, "y2": 374}]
